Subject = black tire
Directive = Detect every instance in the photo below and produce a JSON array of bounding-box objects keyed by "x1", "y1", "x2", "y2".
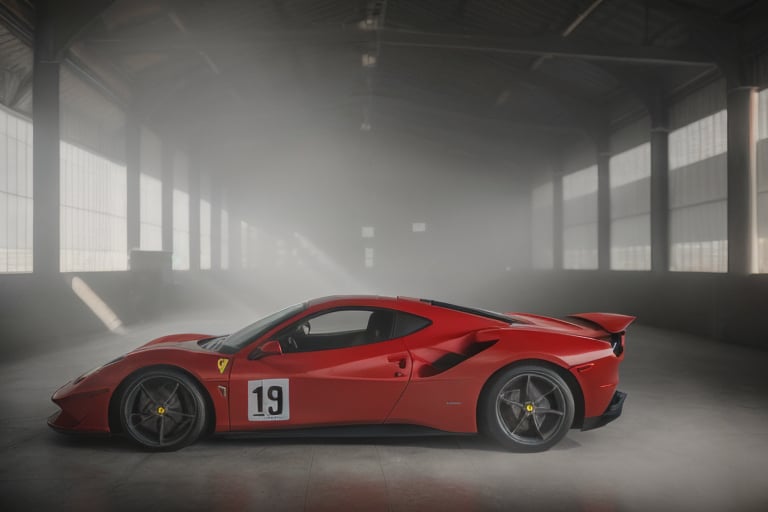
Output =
[
  {"x1": 479, "y1": 364, "x2": 575, "y2": 452},
  {"x1": 119, "y1": 368, "x2": 207, "y2": 451}
]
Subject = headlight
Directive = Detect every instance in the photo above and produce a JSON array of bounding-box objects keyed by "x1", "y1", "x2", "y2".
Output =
[{"x1": 73, "y1": 355, "x2": 125, "y2": 384}]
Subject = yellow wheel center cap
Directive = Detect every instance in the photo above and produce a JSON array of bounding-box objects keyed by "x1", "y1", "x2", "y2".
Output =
[
  {"x1": 157, "y1": 406, "x2": 166, "y2": 415},
  {"x1": 525, "y1": 403, "x2": 534, "y2": 413}
]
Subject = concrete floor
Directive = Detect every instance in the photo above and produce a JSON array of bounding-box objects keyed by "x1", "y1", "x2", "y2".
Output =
[{"x1": 1, "y1": 311, "x2": 767, "y2": 512}]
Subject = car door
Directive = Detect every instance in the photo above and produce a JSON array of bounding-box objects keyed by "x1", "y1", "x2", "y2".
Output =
[{"x1": 228, "y1": 308, "x2": 412, "y2": 431}]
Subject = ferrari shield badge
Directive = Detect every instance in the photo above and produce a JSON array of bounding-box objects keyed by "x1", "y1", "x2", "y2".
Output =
[{"x1": 217, "y1": 358, "x2": 229, "y2": 374}]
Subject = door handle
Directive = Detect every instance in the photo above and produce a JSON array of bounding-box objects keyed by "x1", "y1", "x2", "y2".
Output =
[{"x1": 388, "y1": 354, "x2": 408, "y2": 369}]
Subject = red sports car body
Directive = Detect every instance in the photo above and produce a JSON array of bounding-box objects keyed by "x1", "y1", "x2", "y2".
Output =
[{"x1": 49, "y1": 296, "x2": 633, "y2": 451}]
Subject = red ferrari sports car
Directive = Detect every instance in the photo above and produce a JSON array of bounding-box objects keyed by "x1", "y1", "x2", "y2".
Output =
[{"x1": 49, "y1": 296, "x2": 633, "y2": 452}]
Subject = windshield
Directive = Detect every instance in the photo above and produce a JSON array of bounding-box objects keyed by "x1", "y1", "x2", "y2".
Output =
[{"x1": 218, "y1": 303, "x2": 306, "y2": 354}]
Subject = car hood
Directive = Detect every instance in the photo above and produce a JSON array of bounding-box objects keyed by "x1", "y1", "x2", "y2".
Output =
[{"x1": 136, "y1": 333, "x2": 214, "y2": 352}]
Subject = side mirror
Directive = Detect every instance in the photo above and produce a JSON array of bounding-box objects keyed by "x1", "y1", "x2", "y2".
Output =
[{"x1": 251, "y1": 340, "x2": 283, "y2": 360}]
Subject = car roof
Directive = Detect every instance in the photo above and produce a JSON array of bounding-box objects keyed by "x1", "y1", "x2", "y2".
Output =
[
  {"x1": 307, "y1": 295, "x2": 410, "y2": 307},
  {"x1": 306, "y1": 295, "x2": 515, "y2": 324}
]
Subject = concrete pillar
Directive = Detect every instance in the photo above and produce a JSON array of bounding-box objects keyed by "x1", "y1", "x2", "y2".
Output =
[
  {"x1": 32, "y1": 13, "x2": 60, "y2": 276},
  {"x1": 596, "y1": 136, "x2": 611, "y2": 271},
  {"x1": 189, "y1": 162, "x2": 200, "y2": 271},
  {"x1": 650, "y1": 102, "x2": 670, "y2": 273},
  {"x1": 727, "y1": 86, "x2": 758, "y2": 274},
  {"x1": 161, "y1": 144, "x2": 174, "y2": 253},
  {"x1": 126, "y1": 113, "x2": 140, "y2": 252}
]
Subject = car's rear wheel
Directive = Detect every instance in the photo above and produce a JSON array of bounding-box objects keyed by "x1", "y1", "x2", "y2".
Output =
[
  {"x1": 480, "y1": 364, "x2": 574, "y2": 452},
  {"x1": 119, "y1": 369, "x2": 207, "y2": 451}
]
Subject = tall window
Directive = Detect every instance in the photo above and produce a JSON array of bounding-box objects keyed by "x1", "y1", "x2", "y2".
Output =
[
  {"x1": 530, "y1": 182, "x2": 554, "y2": 269},
  {"x1": 172, "y1": 153, "x2": 189, "y2": 270},
  {"x1": 139, "y1": 128, "x2": 162, "y2": 250},
  {"x1": 0, "y1": 106, "x2": 33, "y2": 273},
  {"x1": 200, "y1": 198, "x2": 211, "y2": 270},
  {"x1": 610, "y1": 142, "x2": 651, "y2": 270},
  {"x1": 668, "y1": 80, "x2": 727, "y2": 272},
  {"x1": 221, "y1": 208, "x2": 229, "y2": 270},
  {"x1": 240, "y1": 220, "x2": 248, "y2": 269},
  {"x1": 562, "y1": 165, "x2": 598, "y2": 269},
  {"x1": 60, "y1": 141, "x2": 127, "y2": 271},
  {"x1": 758, "y1": 88, "x2": 768, "y2": 273}
]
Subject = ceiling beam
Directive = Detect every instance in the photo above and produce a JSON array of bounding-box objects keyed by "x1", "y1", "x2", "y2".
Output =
[
  {"x1": 83, "y1": 27, "x2": 716, "y2": 67},
  {"x1": 530, "y1": 0, "x2": 607, "y2": 70},
  {"x1": 0, "y1": 0, "x2": 34, "y2": 45},
  {"x1": 37, "y1": 0, "x2": 117, "y2": 62}
]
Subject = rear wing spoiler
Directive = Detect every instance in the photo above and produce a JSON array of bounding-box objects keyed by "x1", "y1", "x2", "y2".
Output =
[{"x1": 568, "y1": 313, "x2": 636, "y2": 334}]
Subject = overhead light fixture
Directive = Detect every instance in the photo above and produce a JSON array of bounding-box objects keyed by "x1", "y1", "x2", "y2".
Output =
[
  {"x1": 362, "y1": 53, "x2": 377, "y2": 68},
  {"x1": 359, "y1": 16, "x2": 377, "y2": 30}
]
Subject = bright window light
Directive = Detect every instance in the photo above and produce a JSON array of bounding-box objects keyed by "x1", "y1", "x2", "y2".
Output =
[
  {"x1": 0, "y1": 105, "x2": 33, "y2": 273},
  {"x1": 610, "y1": 142, "x2": 651, "y2": 270},
  {"x1": 530, "y1": 182, "x2": 554, "y2": 269},
  {"x1": 757, "y1": 88, "x2": 768, "y2": 273},
  {"x1": 221, "y1": 208, "x2": 229, "y2": 269},
  {"x1": 240, "y1": 220, "x2": 248, "y2": 269},
  {"x1": 139, "y1": 127, "x2": 162, "y2": 251},
  {"x1": 362, "y1": 226, "x2": 374, "y2": 238},
  {"x1": 172, "y1": 189, "x2": 189, "y2": 270},
  {"x1": 70, "y1": 276, "x2": 124, "y2": 333},
  {"x1": 412, "y1": 222, "x2": 426, "y2": 232},
  {"x1": 200, "y1": 198, "x2": 211, "y2": 270},
  {"x1": 139, "y1": 173, "x2": 162, "y2": 250},
  {"x1": 562, "y1": 165, "x2": 598, "y2": 269},
  {"x1": 172, "y1": 153, "x2": 189, "y2": 270},
  {"x1": 669, "y1": 108, "x2": 727, "y2": 272},
  {"x1": 364, "y1": 247, "x2": 374, "y2": 268},
  {"x1": 60, "y1": 141, "x2": 127, "y2": 272}
]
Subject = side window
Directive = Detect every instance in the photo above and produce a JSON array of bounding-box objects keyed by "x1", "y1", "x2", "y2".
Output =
[
  {"x1": 277, "y1": 308, "x2": 396, "y2": 353},
  {"x1": 393, "y1": 312, "x2": 431, "y2": 337},
  {"x1": 307, "y1": 310, "x2": 371, "y2": 334}
]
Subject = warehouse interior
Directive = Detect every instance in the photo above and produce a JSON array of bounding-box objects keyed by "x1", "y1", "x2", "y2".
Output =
[{"x1": 1, "y1": 0, "x2": 768, "y2": 511}]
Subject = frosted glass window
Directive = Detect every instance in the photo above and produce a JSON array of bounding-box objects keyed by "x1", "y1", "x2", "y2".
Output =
[
  {"x1": 758, "y1": 88, "x2": 768, "y2": 273},
  {"x1": 562, "y1": 165, "x2": 598, "y2": 269},
  {"x1": 220, "y1": 208, "x2": 229, "y2": 270},
  {"x1": 173, "y1": 190, "x2": 189, "y2": 270},
  {"x1": 139, "y1": 128, "x2": 162, "y2": 251},
  {"x1": 530, "y1": 182, "x2": 553, "y2": 269},
  {"x1": 240, "y1": 220, "x2": 248, "y2": 269},
  {"x1": 667, "y1": 80, "x2": 727, "y2": 272},
  {"x1": 668, "y1": 110, "x2": 727, "y2": 272},
  {"x1": 610, "y1": 143, "x2": 651, "y2": 270},
  {"x1": 200, "y1": 198, "x2": 211, "y2": 270},
  {"x1": 0, "y1": 106, "x2": 33, "y2": 273},
  {"x1": 172, "y1": 153, "x2": 189, "y2": 270},
  {"x1": 364, "y1": 247, "x2": 374, "y2": 268},
  {"x1": 60, "y1": 141, "x2": 127, "y2": 272},
  {"x1": 139, "y1": 173, "x2": 162, "y2": 250}
]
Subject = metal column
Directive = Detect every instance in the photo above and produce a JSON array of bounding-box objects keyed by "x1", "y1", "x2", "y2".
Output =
[{"x1": 726, "y1": 86, "x2": 758, "y2": 274}]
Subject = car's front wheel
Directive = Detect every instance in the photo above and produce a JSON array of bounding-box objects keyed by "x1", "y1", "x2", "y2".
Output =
[
  {"x1": 119, "y1": 368, "x2": 207, "y2": 451},
  {"x1": 479, "y1": 364, "x2": 574, "y2": 452}
]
